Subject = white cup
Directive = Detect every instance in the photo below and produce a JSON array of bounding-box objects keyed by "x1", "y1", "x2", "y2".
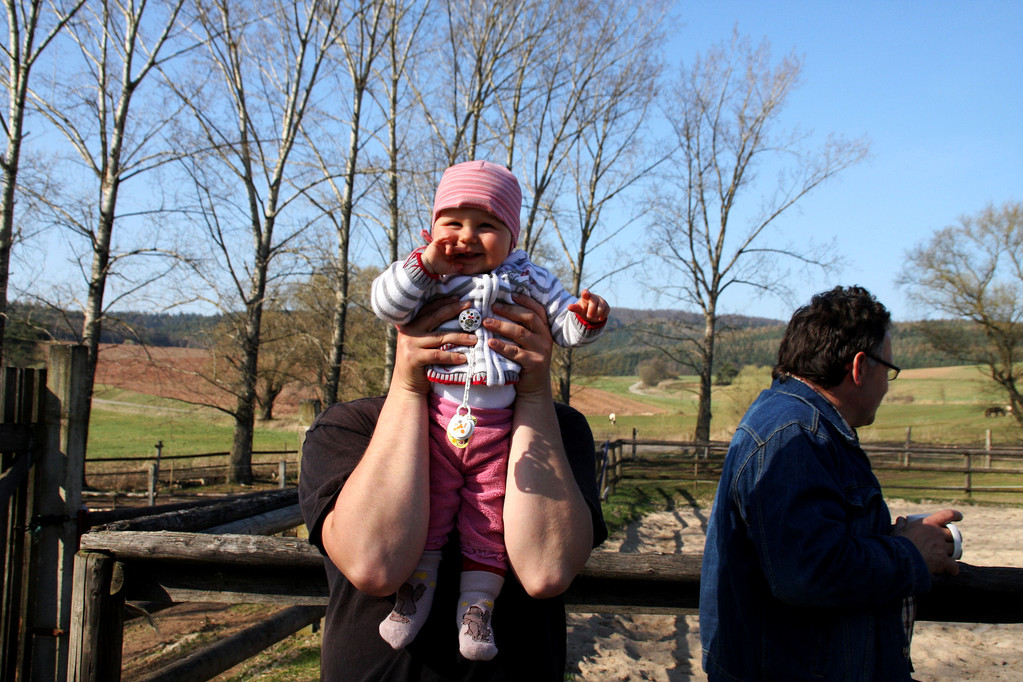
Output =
[{"x1": 907, "y1": 513, "x2": 963, "y2": 560}]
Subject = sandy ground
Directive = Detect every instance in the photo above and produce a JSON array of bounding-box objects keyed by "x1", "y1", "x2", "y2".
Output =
[{"x1": 566, "y1": 500, "x2": 1023, "y2": 681}]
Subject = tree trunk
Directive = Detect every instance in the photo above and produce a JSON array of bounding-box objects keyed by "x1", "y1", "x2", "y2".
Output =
[
  {"x1": 558, "y1": 347, "x2": 573, "y2": 405},
  {"x1": 0, "y1": 158, "x2": 16, "y2": 368},
  {"x1": 694, "y1": 312, "x2": 716, "y2": 443},
  {"x1": 230, "y1": 299, "x2": 263, "y2": 485},
  {"x1": 323, "y1": 292, "x2": 346, "y2": 406},
  {"x1": 258, "y1": 382, "x2": 282, "y2": 421},
  {"x1": 79, "y1": 184, "x2": 120, "y2": 447},
  {"x1": 231, "y1": 405, "x2": 255, "y2": 485},
  {"x1": 323, "y1": 69, "x2": 365, "y2": 405},
  {"x1": 0, "y1": 91, "x2": 24, "y2": 369}
]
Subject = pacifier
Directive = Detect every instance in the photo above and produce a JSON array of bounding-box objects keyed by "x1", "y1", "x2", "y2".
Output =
[{"x1": 447, "y1": 405, "x2": 476, "y2": 448}]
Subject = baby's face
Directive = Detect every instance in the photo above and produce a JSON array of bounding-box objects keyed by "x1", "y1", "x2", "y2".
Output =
[{"x1": 432, "y1": 207, "x2": 512, "y2": 274}]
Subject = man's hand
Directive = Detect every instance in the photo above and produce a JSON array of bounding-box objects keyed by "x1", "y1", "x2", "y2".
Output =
[{"x1": 893, "y1": 508, "x2": 963, "y2": 575}]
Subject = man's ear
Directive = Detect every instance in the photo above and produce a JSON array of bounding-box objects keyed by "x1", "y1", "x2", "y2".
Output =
[{"x1": 848, "y1": 352, "x2": 867, "y2": 387}]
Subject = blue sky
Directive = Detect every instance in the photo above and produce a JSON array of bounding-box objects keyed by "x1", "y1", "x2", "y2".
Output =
[
  {"x1": 601, "y1": 0, "x2": 1023, "y2": 322},
  {"x1": 14, "y1": 1, "x2": 1020, "y2": 326}
]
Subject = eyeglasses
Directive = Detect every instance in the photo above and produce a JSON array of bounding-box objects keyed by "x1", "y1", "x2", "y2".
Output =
[{"x1": 863, "y1": 351, "x2": 900, "y2": 381}]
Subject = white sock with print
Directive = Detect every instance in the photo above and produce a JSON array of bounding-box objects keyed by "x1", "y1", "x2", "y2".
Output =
[
  {"x1": 378, "y1": 550, "x2": 441, "y2": 649},
  {"x1": 456, "y1": 569, "x2": 504, "y2": 661}
]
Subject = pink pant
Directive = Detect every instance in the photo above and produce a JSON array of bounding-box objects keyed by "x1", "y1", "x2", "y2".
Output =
[{"x1": 426, "y1": 394, "x2": 512, "y2": 570}]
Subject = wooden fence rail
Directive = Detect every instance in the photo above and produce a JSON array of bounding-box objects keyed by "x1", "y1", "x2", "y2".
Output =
[
  {"x1": 598, "y1": 438, "x2": 1023, "y2": 501},
  {"x1": 69, "y1": 530, "x2": 1023, "y2": 681}
]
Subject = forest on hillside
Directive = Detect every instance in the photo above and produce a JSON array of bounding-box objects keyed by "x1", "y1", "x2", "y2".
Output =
[{"x1": 7, "y1": 301, "x2": 965, "y2": 378}]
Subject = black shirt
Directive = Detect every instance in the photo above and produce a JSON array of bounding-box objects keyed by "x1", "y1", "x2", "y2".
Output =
[{"x1": 299, "y1": 396, "x2": 607, "y2": 681}]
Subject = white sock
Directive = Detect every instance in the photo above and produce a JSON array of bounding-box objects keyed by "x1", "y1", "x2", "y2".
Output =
[
  {"x1": 456, "y1": 569, "x2": 504, "y2": 661},
  {"x1": 378, "y1": 551, "x2": 442, "y2": 650}
]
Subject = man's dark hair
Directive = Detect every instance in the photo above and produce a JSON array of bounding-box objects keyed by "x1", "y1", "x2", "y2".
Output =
[{"x1": 773, "y1": 285, "x2": 891, "y2": 388}]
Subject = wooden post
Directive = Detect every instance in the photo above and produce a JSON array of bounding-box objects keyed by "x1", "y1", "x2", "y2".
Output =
[
  {"x1": 631, "y1": 428, "x2": 637, "y2": 461},
  {"x1": 903, "y1": 427, "x2": 912, "y2": 467},
  {"x1": 985, "y1": 430, "x2": 993, "y2": 469},
  {"x1": 147, "y1": 464, "x2": 157, "y2": 507},
  {"x1": 68, "y1": 551, "x2": 125, "y2": 682},
  {"x1": 613, "y1": 442, "x2": 623, "y2": 495},
  {"x1": 965, "y1": 452, "x2": 973, "y2": 499},
  {"x1": 278, "y1": 460, "x2": 287, "y2": 489},
  {"x1": 1, "y1": 364, "x2": 46, "y2": 682},
  {"x1": 26, "y1": 344, "x2": 89, "y2": 682},
  {"x1": 153, "y1": 441, "x2": 163, "y2": 485}
]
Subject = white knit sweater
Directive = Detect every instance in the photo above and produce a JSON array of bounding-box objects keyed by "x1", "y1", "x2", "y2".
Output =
[{"x1": 371, "y1": 248, "x2": 604, "y2": 387}]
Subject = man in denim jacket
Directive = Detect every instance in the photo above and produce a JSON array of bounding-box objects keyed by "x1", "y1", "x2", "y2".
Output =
[{"x1": 700, "y1": 286, "x2": 961, "y2": 681}]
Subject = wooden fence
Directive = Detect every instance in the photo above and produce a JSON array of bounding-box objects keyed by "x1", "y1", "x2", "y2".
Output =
[
  {"x1": 83, "y1": 448, "x2": 301, "y2": 507},
  {"x1": 9, "y1": 350, "x2": 1023, "y2": 680},
  {"x1": 2, "y1": 346, "x2": 89, "y2": 682},
  {"x1": 598, "y1": 436, "x2": 1023, "y2": 502},
  {"x1": 69, "y1": 524, "x2": 1023, "y2": 681},
  {"x1": 1, "y1": 347, "x2": 313, "y2": 681},
  {"x1": 597, "y1": 437, "x2": 729, "y2": 499},
  {"x1": 68, "y1": 435, "x2": 1023, "y2": 681}
]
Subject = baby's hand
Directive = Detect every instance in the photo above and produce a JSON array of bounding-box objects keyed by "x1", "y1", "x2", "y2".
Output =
[
  {"x1": 420, "y1": 237, "x2": 463, "y2": 276},
  {"x1": 568, "y1": 289, "x2": 609, "y2": 325}
]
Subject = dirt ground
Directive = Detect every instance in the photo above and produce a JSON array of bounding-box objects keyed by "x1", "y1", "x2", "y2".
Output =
[
  {"x1": 93, "y1": 343, "x2": 312, "y2": 415},
  {"x1": 119, "y1": 500, "x2": 1023, "y2": 681},
  {"x1": 566, "y1": 500, "x2": 1023, "y2": 681}
]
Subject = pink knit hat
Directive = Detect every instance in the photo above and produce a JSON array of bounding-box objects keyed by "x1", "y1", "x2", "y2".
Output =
[{"x1": 432, "y1": 160, "x2": 522, "y2": 247}]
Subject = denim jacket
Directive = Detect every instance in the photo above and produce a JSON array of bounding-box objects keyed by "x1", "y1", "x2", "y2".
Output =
[{"x1": 700, "y1": 377, "x2": 931, "y2": 681}]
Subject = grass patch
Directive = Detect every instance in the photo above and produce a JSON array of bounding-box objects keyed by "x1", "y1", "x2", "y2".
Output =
[
  {"x1": 88, "y1": 385, "x2": 301, "y2": 460},
  {"x1": 586, "y1": 366, "x2": 1023, "y2": 446},
  {"x1": 217, "y1": 631, "x2": 323, "y2": 681},
  {"x1": 600, "y1": 481, "x2": 712, "y2": 536}
]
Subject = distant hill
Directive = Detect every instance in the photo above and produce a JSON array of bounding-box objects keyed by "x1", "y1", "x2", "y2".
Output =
[
  {"x1": 578, "y1": 316, "x2": 969, "y2": 377},
  {"x1": 6, "y1": 301, "x2": 968, "y2": 375},
  {"x1": 4, "y1": 303, "x2": 217, "y2": 366},
  {"x1": 609, "y1": 307, "x2": 784, "y2": 328}
]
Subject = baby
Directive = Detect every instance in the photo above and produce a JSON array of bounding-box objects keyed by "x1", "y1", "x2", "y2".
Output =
[{"x1": 370, "y1": 160, "x2": 609, "y2": 660}]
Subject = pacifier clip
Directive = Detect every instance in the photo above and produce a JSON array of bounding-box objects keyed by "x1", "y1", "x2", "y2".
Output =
[{"x1": 446, "y1": 308, "x2": 482, "y2": 448}]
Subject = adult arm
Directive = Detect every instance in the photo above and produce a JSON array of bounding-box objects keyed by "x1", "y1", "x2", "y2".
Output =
[
  {"x1": 486, "y1": 294, "x2": 595, "y2": 597},
  {"x1": 319, "y1": 296, "x2": 474, "y2": 595}
]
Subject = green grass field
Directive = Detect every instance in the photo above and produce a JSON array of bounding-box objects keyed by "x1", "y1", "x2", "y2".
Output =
[
  {"x1": 89, "y1": 365, "x2": 1023, "y2": 460},
  {"x1": 89, "y1": 384, "x2": 302, "y2": 459},
  {"x1": 581, "y1": 365, "x2": 1023, "y2": 447}
]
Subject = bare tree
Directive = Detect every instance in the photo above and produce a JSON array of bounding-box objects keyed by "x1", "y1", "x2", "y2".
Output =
[
  {"x1": 417, "y1": 0, "x2": 531, "y2": 164},
  {"x1": 304, "y1": 0, "x2": 388, "y2": 407},
  {"x1": 281, "y1": 266, "x2": 386, "y2": 403},
  {"x1": 0, "y1": 0, "x2": 84, "y2": 367},
  {"x1": 501, "y1": 0, "x2": 666, "y2": 256},
  {"x1": 178, "y1": 0, "x2": 343, "y2": 483},
  {"x1": 647, "y1": 31, "x2": 868, "y2": 442},
  {"x1": 28, "y1": 0, "x2": 190, "y2": 437},
  {"x1": 899, "y1": 201, "x2": 1023, "y2": 426},
  {"x1": 551, "y1": 20, "x2": 666, "y2": 403},
  {"x1": 376, "y1": 0, "x2": 429, "y2": 388}
]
